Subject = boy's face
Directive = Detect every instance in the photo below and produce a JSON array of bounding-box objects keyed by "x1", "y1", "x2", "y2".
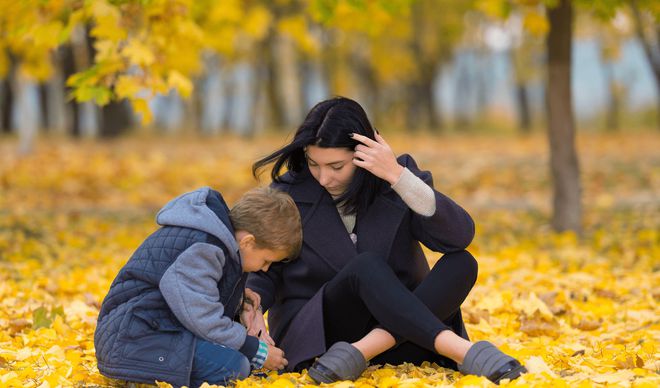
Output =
[{"x1": 237, "y1": 232, "x2": 287, "y2": 272}]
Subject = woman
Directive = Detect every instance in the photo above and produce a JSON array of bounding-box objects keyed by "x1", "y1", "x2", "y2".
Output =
[{"x1": 244, "y1": 97, "x2": 526, "y2": 384}]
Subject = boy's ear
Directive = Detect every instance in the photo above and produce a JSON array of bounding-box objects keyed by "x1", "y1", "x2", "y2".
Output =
[{"x1": 238, "y1": 233, "x2": 256, "y2": 249}]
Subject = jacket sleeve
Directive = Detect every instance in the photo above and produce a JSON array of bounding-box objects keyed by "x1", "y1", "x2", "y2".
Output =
[
  {"x1": 159, "y1": 242, "x2": 259, "y2": 359},
  {"x1": 399, "y1": 154, "x2": 475, "y2": 252}
]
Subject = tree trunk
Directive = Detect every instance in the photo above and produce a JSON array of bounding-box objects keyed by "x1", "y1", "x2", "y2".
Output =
[
  {"x1": 60, "y1": 44, "x2": 81, "y2": 136},
  {"x1": 516, "y1": 83, "x2": 532, "y2": 133},
  {"x1": 276, "y1": 36, "x2": 303, "y2": 127},
  {"x1": 474, "y1": 49, "x2": 490, "y2": 122},
  {"x1": 62, "y1": 26, "x2": 100, "y2": 138},
  {"x1": 603, "y1": 63, "x2": 620, "y2": 131},
  {"x1": 546, "y1": 0, "x2": 582, "y2": 233},
  {"x1": 13, "y1": 71, "x2": 39, "y2": 155},
  {"x1": 200, "y1": 55, "x2": 224, "y2": 135},
  {"x1": 264, "y1": 36, "x2": 286, "y2": 130},
  {"x1": 409, "y1": 1, "x2": 441, "y2": 132},
  {"x1": 39, "y1": 83, "x2": 49, "y2": 131},
  {"x1": 1, "y1": 54, "x2": 16, "y2": 134},
  {"x1": 630, "y1": 0, "x2": 660, "y2": 130},
  {"x1": 405, "y1": 81, "x2": 422, "y2": 132},
  {"x1": 45, "y1": 59, "x2": 67, "y2": 136},
  {"x1": 220, "y1": 65, "x2": 237, "y2": 132},
  {"x1": 249, "y1": 60, "x2": 267, "y2": 136},
  {"x1": 100, "y1": 101, "x2": 132, "y2": 137},
  {"x1": 510, "y1": 47, "x2": 533, "y2": 133},
  {"x1": 454, "y1": 54, "x2": 472, "y2": 130},
  {"x1": 0, "y1": 78, "x2": 13, "y2": 134},
  {"x1": 82, "y1": 28, "x2": 132, "y2": 137},
  {"x1": 423, "y1": 67, "x2": 441, "y2": 131},
  {"x1": 349, "y1": 47, "x2": 381, "y2": 124}
]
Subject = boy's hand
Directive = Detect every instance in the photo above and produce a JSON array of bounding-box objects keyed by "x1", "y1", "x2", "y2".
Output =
[{"x1": 263, "y1": 345, "x2": 288, "y2": 371}]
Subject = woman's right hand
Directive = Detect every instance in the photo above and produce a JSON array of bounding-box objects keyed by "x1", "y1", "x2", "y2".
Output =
[
  {"x1": 351, "y1": 132, "x2": 404, "y2": 185},
  {"x1": 264, "y1": 345, "x2": 288, "y2": 370}
]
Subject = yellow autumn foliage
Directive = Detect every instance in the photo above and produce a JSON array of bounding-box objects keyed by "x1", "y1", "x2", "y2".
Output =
[{"x1": 0, "y1": 132, "x2": 658, "y2": 387}]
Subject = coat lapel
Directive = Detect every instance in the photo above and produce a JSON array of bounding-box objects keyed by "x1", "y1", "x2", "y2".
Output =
[
  {"x1": 356, "y1": 192, "x2": 407, "y2": 260},
  {"x1": 287, "y1": 174, "x2": 358, "y2": 273}
]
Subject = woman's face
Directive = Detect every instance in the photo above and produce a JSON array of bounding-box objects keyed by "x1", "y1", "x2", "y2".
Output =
[{"x1": 305, "y1": 145, "x2": 357, "y2": 197}]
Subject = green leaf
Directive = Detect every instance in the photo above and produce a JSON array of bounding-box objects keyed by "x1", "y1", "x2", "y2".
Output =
[
  {"x1": 32, "y1": 307, "x2": 52, "y2": 329},
  {"x1": 50, "y1": 305, "x2": 66, "y2": 320}
]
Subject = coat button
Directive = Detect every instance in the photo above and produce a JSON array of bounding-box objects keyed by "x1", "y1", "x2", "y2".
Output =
[{"x1": 159, "y1": 356, "x2": 165, "y2": 362}]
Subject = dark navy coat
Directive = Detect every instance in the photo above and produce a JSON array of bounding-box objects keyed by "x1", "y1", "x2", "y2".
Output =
[{"x1": 247, "y1": 154, "x2": 475, "y2": 370}]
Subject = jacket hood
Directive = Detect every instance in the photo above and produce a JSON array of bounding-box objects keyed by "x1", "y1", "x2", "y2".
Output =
[{"x1": 156, "y1": 187, "x2": 239, "y2": 258}]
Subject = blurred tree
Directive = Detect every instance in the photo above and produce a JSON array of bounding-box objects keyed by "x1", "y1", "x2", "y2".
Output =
[
  {"x1": 263, "y1": 2, "x2": 307, "y2": 130},
  {"x1": 310, "y1": 0, "x2": 471, "y2": 131},
  {"x1": 309, "y1": 0, "x2": 416, "y2": 123},
  {"x1": 477, "y1": 0, "x2": 583, "y2": 233},
  {"x1": 546, "y1": 0, "x2": 581, "y2": 233},
  {"x1": 595, "y1": 27, "x2": 626, "y2": 132},
  {"x1": 576, "y1": 5, "x2": 635, "y2": 132},
  {"x1": 0, "y1": 53, "x2": 15, "y2": 134},
  {"x1": 406, "y1": 0, "x2": 473, "y2": 131},
  {"x1": 510, "y1": 22, "x2": 544, "y2": 133},
  {"x1": 629, "y1": 0, "x2": 660, "y2": 130}
]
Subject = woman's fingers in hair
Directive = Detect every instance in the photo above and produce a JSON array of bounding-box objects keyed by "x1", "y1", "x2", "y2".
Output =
[
  {"x1": 352, "y1": 156, "x2": 367, "y2": 167},
  {"x1": 350, "y1": 133, "x2": 379, "y2": 147},
  {"x1": 353, "y1": 150, "x2": 370, "y2": 162},
  {"x1": 374, "y1": 132, "x2": 389, "y2": 146},
  {"x1": 355, "y1": 144, "x2": 375, "y2": 154},
  {"x1": 352, "y1": 132, "x2": 403, "y2": 184}
]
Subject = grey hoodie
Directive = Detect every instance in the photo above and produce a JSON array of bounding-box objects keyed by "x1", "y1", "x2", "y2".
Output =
[{"x1": 156, "y1": 187, "x2": 250, "y2": 352}]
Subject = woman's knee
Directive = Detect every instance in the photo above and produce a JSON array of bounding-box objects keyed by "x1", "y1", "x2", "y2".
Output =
[
  {"x1": 345, "y1": 251, "x2": 388, "y2": 274},
  {"x1": 437, "y1": 250, "x2": 478, "y2": 285}
]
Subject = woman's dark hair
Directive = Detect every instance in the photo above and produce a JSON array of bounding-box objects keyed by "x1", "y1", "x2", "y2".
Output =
[{"x1": 252, "y1": 96, "x2": 384, "y2": 215}]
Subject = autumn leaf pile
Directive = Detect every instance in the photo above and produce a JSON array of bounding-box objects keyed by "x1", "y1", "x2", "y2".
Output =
[{"x1": 0, "y1": 133, "x2": 658, "y2": 387}]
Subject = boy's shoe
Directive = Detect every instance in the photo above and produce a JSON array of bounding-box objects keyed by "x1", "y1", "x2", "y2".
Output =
[
  {"x1": 459, "y1": 341, "x2": 527, "y2": 384},
  {"x1": 308, "y1": 342, "x2": 367, "y2": 383}
]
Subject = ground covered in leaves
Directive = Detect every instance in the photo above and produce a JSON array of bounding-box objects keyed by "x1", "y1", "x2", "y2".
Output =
[{"x1": 0, "y1": 132, "x2": 658, "y2": 387}]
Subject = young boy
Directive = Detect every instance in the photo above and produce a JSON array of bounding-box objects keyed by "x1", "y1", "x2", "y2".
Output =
[{"x1": 94, "y1": 186, "x2": 302, "y2": 387}]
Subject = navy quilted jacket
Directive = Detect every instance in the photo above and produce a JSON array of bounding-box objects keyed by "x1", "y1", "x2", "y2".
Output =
[{"x1": 94, "y1": 187, "x2": 259, "y2": 387}]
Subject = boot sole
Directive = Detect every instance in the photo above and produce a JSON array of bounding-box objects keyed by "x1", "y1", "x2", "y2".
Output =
[
  {"x1": 308, "y1": 363, "x2": 341, "y2": 384},
  {"x1": 494, "y1": 364, "x2": 527, "y2": 384}
]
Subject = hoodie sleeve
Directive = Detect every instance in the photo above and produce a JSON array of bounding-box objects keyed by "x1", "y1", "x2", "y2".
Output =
[{"x1": 159, "y1": 242, "x2": 259, "y2": 359}]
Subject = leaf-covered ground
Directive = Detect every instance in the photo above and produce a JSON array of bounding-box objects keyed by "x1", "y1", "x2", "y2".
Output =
[{"x1": 0, "y1": 133, "x2": 658, "y2": 387}]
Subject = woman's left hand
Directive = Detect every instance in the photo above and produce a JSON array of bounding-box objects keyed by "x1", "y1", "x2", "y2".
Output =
[
  {"x1": 352, "y1": 132, "x2": 404, "y2": 184},
  {"x1": 241, "y1": 288, "x2": 261, "y2": 331},
  {"x1": 244, "y1": 288, "x2": 261, "y2": 310},
  {"x1": 242, "y1": 288, "x2": 275, "y2": 345}
]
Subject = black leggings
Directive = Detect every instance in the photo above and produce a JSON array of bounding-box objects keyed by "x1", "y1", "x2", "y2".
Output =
[{"x1": 322, "y1": 250, "x2": 478, "y2": 368}]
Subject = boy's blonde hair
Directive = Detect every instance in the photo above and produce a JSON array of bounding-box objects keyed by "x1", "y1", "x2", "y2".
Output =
[{"x1": 229, "y1": 187, "x2": 302, "y2": 260}]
